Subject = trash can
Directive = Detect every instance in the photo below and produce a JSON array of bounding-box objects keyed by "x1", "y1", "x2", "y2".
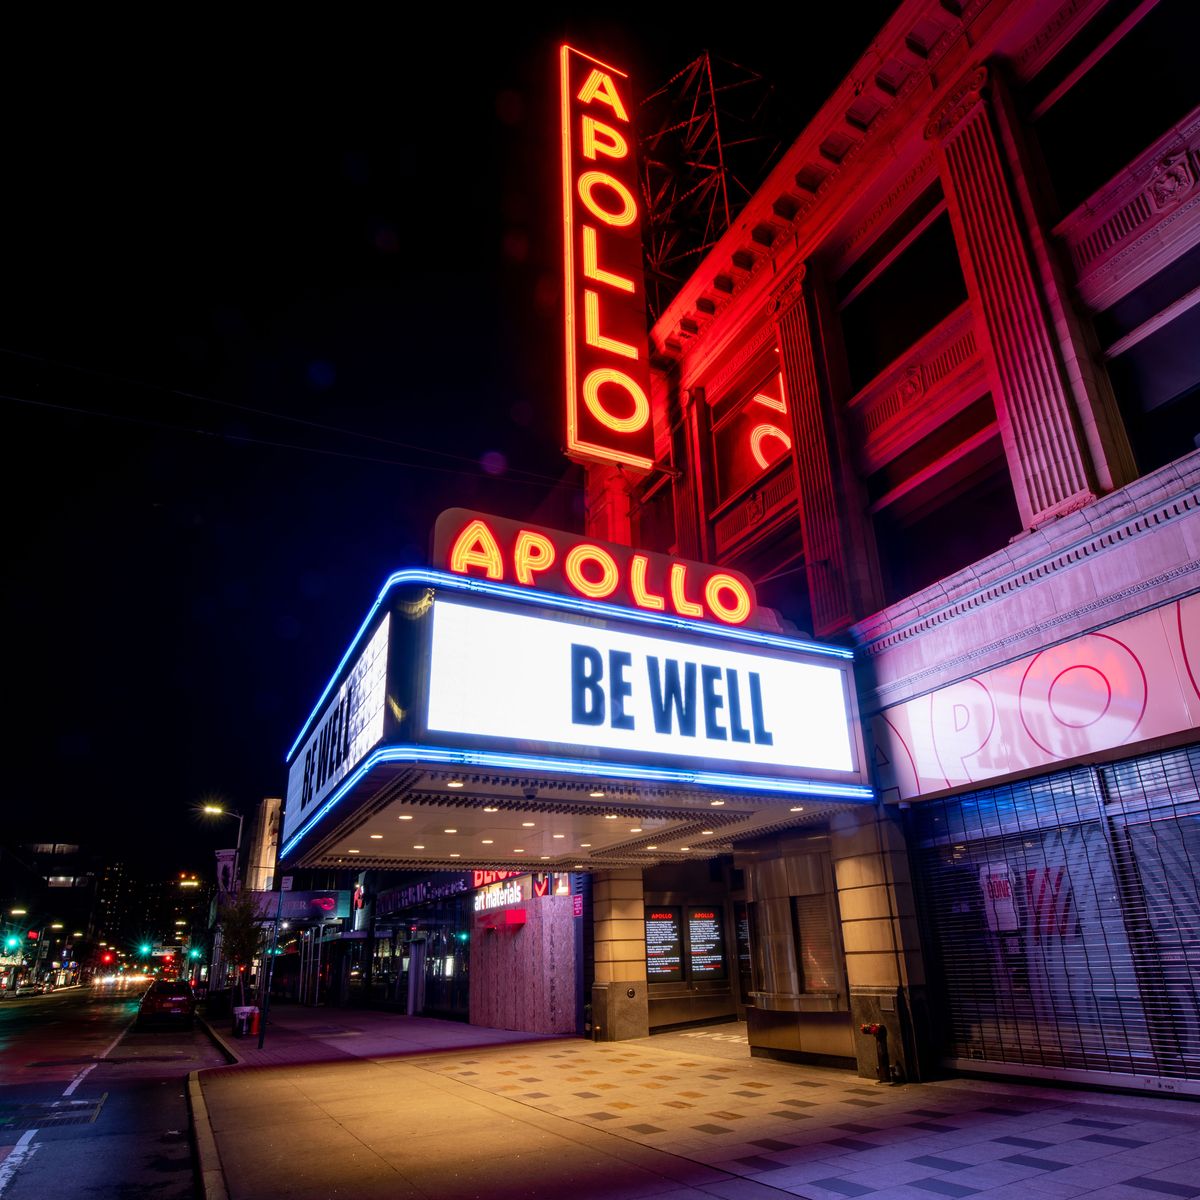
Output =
[{"x1": 232, "y1": 1006, "x2": 257, "y2": 1038}]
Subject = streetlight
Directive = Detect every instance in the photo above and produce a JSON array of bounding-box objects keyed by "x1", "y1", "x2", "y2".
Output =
[{"x1": 203, "y1": 804, "x2": 245, "y2": 888}]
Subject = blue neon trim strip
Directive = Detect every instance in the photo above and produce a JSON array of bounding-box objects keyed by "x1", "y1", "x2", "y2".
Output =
[
  {"x1": 285, "y1": 568, "x2": 854, "y2": 763},
  {"x1": 280, "y1": 743, "x2": 875, "y2": 859}
]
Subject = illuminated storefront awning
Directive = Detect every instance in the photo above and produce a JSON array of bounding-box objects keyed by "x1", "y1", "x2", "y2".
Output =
[{"x1": 280, "y1": 570, "x2": 871, "y2": 869}]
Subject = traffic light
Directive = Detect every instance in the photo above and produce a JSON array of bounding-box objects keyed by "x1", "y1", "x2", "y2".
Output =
[
  {"x1": 139, "y1": 943, "x2": 151, "y2": 956},
  {"x1": 4, "y1": 935, "x2": 19, "y2": 951},
  {"x1": 188, "y1": 948, "x2": 202, "y2": 960},
  {"x1": 101, "y1": 952, "x2": 114, "y2": 964}
]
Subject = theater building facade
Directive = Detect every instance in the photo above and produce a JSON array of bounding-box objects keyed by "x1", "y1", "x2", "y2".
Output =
[{"x1": 279, "y1": 0, "x2": 1198, "y2": 1095}]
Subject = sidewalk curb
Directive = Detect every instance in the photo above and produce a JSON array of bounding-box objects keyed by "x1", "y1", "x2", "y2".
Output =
[
  {"x1": 198, "y1": 1014, "x2": 240, "y2": 1065},
  {"x1": 188, "y1": 1071, "x2": 229, "y2": 1200}
]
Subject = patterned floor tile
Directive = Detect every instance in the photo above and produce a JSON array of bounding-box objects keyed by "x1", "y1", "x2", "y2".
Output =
[
  {"x1": 909, "y1": 1179, "x2": 979, "y2": 1197},
  {"x1": 1124, "y1": 1181, "x2": 1199, "y2": 1198},
  {"x1": 693, "y1": 1123, "x2": 734, "y2": 1134}
]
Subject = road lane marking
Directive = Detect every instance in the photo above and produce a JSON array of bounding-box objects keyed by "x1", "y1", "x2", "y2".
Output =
[
  {"x1": 62, "y1": 1064, "x2": 95, "y2": 1096},
  {"x1": 0, "y1": 1131, "x2": 39, "y2": 1198}
]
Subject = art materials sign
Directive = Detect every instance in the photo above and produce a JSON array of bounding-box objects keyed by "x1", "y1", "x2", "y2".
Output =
[
  {"x1": 434, "y1": 509, "x2": 758, "y2": 626},
  {"x1": 425, "y1": 599, "x2": 856, "y2": 776},
  {"x1": 560, "y1": 45, "x2": 654, "y2": 470}
]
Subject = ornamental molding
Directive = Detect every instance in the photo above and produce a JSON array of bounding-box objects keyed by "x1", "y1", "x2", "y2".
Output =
[
  {"x1": 769, "y1": 263, "x2": 808, "y2": 319},
  {"x1": 834, "y1": 153, "x2": 936, "y2": 266},
  {"x1": 859, "y1": 565, "x2": 1200, "y2": 712},
  {"x1": 703, "y1": 319, "x2": 780, "y2": 404},
  {"x1": 1012, "y1": 0, "x2": 1103, "y2": 80},
  {"x1": 924, "y1": 66, "x2": 989, "y2": 142},
  {"x1": 1147, "y1": 152, "x2": 1196, "y2": 211}
]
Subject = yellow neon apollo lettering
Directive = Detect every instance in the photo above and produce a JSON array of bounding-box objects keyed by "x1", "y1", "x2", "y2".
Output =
[
  {"x1": 669, "y1": 564, "x2": 704, "y2": 617},
  {"x1": 513, "y1": 531, "x2": 556, "y2": 584},
  {"x1": 582, "y1": 367, "x2": 650, "y2": 433},
  {"x1": 704, "y1": 574, "x2": 753, "y2": 625},
  {"x1": 449, "y1": 519, "x2": 504, "y2": 579},
  {"x1": 581, "y1": 115, "x2": 628, "y2": 161},
  {"x1": 577, "y1": 170, "x2": 637, "y2": 227},
  {"x1": 629, "y1": 555, "x2": 666, "y2": 611},
  {"x1": 584, "y1": 290, "x2": 638, "y2": 359},
  {"x1": 582, "y1": 226, "x2": 634, "y2": 292},
  {"x1": 563, "y1": 544, "x2": 620, "y2": 599},
  {"x1": 576, "y1": 69, "x2": 629, "y2": 122}
]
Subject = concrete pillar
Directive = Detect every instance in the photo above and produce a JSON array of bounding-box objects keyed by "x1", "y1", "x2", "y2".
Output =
[
  {"x1": 590, "y1": 868, "x2": 649, "y2": 1039},
  {"x1": 927, "y1": 66, "x2": 1130, "y2": 530},
  {"x1": 585, "y1": 464, "x2": 635, "y2": 545},
  {"x1": 829, "y1": 807, "x2": 931, "y2": 1082},
  {"x1": 772, "y1": 266, "x2": 882, "y2": 635}
]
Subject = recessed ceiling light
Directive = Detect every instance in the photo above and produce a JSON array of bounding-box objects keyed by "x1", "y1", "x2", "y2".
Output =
[
  {"x1": 629, "y1": 827, "x2": 642, "y2": 833},
  {"x1": 514, "y1": 848, "x2": 525, "y2": 853},
  {"x1": 701, "y1": 830, "x2": 713, "y2": 835},
  {"x1": 398, "y1": 814, "x2": 414, "y2": 820},
  {"x1": 348, "y1": 849, "x2": 360, "y2": 854},
  {"x1": 448, "y1": 779, "x2": 464, "y2": 788},
  {"x1": 790, "y1": 806, "x2": 805, "y2": 812},
  {"x1": 370, "y1": 834, "x2": 384, "y2": 839},
  {"x1": 580, "y1": 843, "x2": 592, "y2": 848},
  {"x1": 604, "y1": 814, "x2": 618, "y2": 820},
  {"x1": 646, "y1": 845, "x2": 658, "y2": 850},
  {"x1": 521, "y1": 821, "x2": 536, "y2": 827},
  {"x1": 709, "y1": 799, "x2": 725, "y2": 806},
  {"x1": 553, "y1": 833, "x2": 565, "y2": 839},
  {"x1": 450, "y1": 853, "x2": 461, "y2": 858},
  {"x1": 483, "y1": 806, "x2": 499, "y2": 812},
  {"x1": 413, "y1": 844, "x2": 425, "y2": 849},
  {"x1": 574, "y1": 864, "x2": 584, "y2": 868},
  {"x1": 540, "y1": 855, "x2": 550, "y2": 859},
  {"x1": 482, "y1": 839, "x2": 494, "y2": 844},
  {"x1": 679, "y1": 846, "x2": 690, "y2": 851},
  {"x1": 589, "y1": 790, "x2": 604, "y2": 798},
  {"x1": 444, "y1": 828, "x2": 457, "y2": 834}
]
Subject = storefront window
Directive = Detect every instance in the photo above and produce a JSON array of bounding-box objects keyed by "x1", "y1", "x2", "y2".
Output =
[{"x1": 711, "y1": 369, "x2": 791, "y2": 505}]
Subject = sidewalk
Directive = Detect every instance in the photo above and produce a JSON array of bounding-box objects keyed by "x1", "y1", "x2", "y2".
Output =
[{"x1": 193, "y1": 1009, "x2": 1200, "y2": 1200}]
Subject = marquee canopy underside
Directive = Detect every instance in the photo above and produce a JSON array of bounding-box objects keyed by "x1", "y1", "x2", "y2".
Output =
[{"x1": 284, "y1": 761, "x2": 868, "y2": 871}]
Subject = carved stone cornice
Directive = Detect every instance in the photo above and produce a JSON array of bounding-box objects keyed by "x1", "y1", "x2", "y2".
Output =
[
  {"x1": 768, "y1": 263, "x2": 808, "y2": 320},
  {"x1": 924, "y1": 66, "x2": 989, "y2": 142}
]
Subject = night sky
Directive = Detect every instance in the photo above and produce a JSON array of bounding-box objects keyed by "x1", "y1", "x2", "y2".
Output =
[{"x1": 4, "y1": 10, "x2": 897, "y2": 869}]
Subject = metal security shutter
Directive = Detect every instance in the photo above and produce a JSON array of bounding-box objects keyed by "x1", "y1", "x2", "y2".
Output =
[{"x1": 909, "y1": 744, "x2": 1200, "y2": 1089}]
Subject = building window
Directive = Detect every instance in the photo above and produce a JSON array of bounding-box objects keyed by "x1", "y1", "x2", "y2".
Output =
[
  {"x1": 711, "y1": 367, "x2": 791, "y2": 506},
  {"x1": 839, "y1": 210, "x2": 968, "y2": 395}
]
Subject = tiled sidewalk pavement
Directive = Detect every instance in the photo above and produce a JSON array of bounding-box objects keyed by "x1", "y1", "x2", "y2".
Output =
[{"x1": 411, "y1": 1031, "x2": 1200, "y2": 1200}]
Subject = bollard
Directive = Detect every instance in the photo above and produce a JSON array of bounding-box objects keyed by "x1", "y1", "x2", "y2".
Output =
[{"x1": 860, "y1": 1022, "x2": 891, "y2": 1083}]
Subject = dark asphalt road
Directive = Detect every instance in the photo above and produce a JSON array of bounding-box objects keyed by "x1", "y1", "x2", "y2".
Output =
[{"x1": 0, "y1": 982, "x2": 226, "y2": 1198}]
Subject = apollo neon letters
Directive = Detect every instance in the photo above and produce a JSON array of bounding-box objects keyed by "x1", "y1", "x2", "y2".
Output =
[
  {"x1": 560, "y1": 45, "x2": 655, "y2": 469},
  {"x1": 433, "y1": 508, "x2": 757, "y2": 626}
]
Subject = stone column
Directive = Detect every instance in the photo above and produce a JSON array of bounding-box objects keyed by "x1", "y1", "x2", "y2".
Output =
[
  {"x1": 927, "y1": 66, "x2": 1126, "y2": 530},
  {"x1": 772, "y1": 267, "x2": 883, "y2": 636},
  {"x1": 591, "y1": 868, "x2": 649, "y2": 1039},
  {"x1": 829, "y1": 807, "x2": 931, "y2": 1082},
  {"x1": 585, "y1": 464, "x2": 634, "y2": 544}
]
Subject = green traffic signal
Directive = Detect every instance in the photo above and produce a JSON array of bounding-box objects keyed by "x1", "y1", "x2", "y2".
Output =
[
  {"x1": 4, "y1": 935, "x2": 19, "y2": 951},
  {"x1": 139, "y1": 943, "x2": 151, "y2": 956}
]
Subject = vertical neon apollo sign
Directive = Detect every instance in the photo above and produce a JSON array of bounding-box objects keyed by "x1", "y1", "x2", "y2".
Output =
[{"x1": 560, "y1": 45, "x2": 655, "y2": 471}]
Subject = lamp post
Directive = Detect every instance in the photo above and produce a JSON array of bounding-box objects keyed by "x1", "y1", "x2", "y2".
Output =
[{"x1": 202, "y1": 804, "x2": 245, "y2": 888}]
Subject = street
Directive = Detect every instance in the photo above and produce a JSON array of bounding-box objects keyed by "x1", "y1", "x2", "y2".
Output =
[{"x1": 0, "y1": 982, "x2": 225, "y2": 1199}]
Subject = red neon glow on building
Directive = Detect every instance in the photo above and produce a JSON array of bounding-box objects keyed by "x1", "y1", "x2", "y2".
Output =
[{"x1": 560, "y1": 45, "x2": 654, "y2": 471}]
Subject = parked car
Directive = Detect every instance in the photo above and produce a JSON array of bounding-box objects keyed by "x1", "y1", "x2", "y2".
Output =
[
  {"x1": 12, "y1": 980, "x2": 42, "y2": 997},
  {"x1": 137, "y1": 980, "x2": 196, "y2": 1029}
]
